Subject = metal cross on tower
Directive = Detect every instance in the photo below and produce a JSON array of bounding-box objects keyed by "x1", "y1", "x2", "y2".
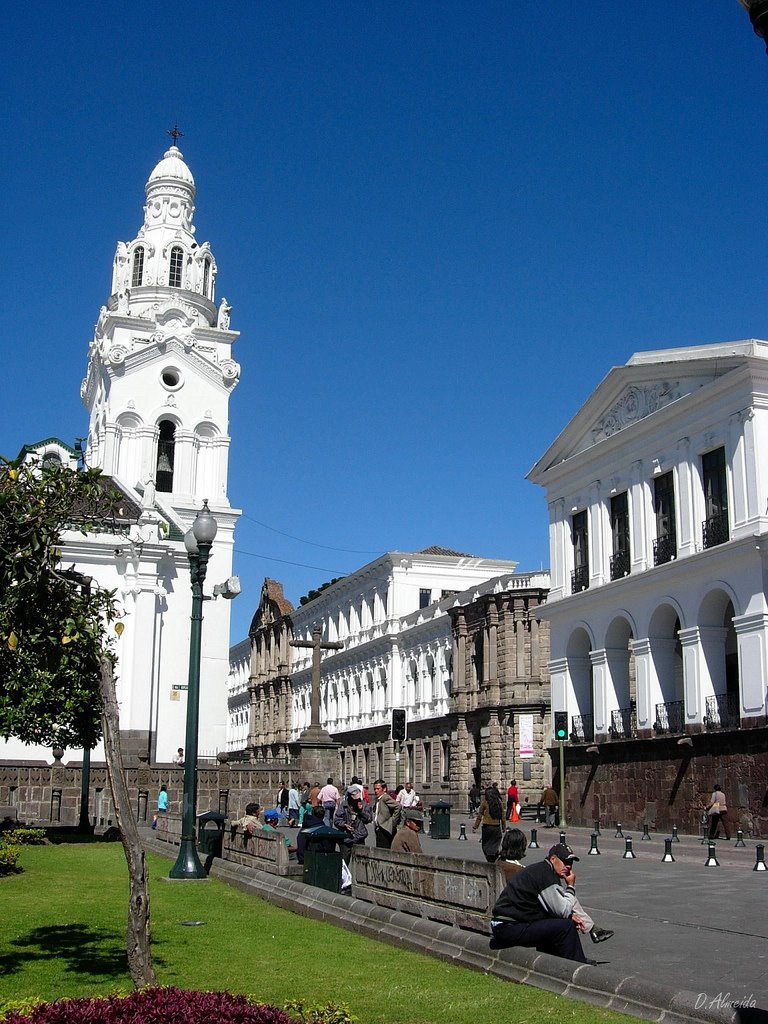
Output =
[{"x1": 167, "y1": 124, "x2": 184, "y2": 146}]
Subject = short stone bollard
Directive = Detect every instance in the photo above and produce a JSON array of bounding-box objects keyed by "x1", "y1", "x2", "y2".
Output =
[
  {"x1": 623, "y1": 836, "x2": 636, "y2": 859},
  {"x1": 736, "y1": 829, "x2": 746, "y2": 848},
  {"x1": 587, "y1": 831, "x2": 600, "y2": 855},
  {"x1": 458, "y1": 823, "x2": 468, "y2": 841},
  {"x1": 754, "y1": 844, "x2": 767, "y2": 872},
  {"x1": 641, "y1": 822, "x2": 652, "y2": 840},
  {"x1": 704, "y1": 841, "x2": 720, "y2": 867},
  {"x1": 593, "y1": 818, "x2": 601, "y2": 835},
  {"x1": 671, "y1": 824, "x2": 680, "y2": 843},
  {"x1": 529, "y1": 827, "x2": 540, "y2": 849},
  {"x1": 559, "y1": 830, "x2": 567, "y2": 846},
  {"x1": 615, "y1": 822, "x2": 624, "y2": 838},
  {"x1": 661, "y1": 838, "x2": 675, "y2": 863}
]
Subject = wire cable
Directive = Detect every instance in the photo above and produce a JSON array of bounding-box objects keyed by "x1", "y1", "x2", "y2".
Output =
[
  {"x1": 239, "y1": 512, "x2": 381, "y2": 555},
  {"x1": 234, "y1": 546, "x2": 350, "y2": 575}
]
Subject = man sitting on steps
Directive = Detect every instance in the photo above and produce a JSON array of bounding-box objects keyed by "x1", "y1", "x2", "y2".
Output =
[{"x1": 489, "y1": 843, "x2": 599, "y2": 964}]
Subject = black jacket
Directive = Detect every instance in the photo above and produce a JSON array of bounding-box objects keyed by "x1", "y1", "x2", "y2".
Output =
[{"x1": 492, "y1": 859, "x2": 577, "y2": 923}]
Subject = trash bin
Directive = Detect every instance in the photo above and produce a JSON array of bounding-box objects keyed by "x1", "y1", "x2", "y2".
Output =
[
  {"x1": 429, "y1": 800, "x2": 451, "y2": 839},
  {"x1": 302, "y1": 824, "x2": 346, "y2": 893},
  {"x1": 197, "y1": 810, "x2": 226, "y2": 858}
]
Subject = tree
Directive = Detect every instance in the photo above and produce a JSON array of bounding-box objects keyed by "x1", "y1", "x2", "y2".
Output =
[{"x1": 0, "y1": 455, "x2": 156, "y2": 987}]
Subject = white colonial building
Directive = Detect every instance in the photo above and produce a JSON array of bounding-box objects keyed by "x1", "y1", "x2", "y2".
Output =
[
  {"x1": 228, "y1": 551, "x2": 556, "y2": 805},
  {"x1": 528, "y1": 340, "x2": 768, "y2": 745},
  {"x1": 3, "y1": 144, "x2": 241, "y2": 765}
]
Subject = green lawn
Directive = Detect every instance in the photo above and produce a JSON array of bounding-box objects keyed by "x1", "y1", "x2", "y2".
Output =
[{"x1": 1, "y1": 841, "x2": 638, "y2": 1024}]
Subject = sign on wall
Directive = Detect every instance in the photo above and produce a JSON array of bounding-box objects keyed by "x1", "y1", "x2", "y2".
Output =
[{"x1": 519, "y1": 714, "x2": 534, "y2": 758}]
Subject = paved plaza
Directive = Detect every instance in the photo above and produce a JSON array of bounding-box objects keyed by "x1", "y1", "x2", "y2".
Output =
[{"x1": 416, "y1": 816, "x2": 768, "y2": 1015}]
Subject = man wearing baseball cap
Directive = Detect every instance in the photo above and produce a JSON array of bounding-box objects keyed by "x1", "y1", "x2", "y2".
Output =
[{"x1": 489, "y1": 843, "x2": 591, "y2": 963}]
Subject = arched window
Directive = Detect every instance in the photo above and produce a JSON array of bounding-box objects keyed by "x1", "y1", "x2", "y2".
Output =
[
  {"x1": 155, "y1": 420, "x2": 176, "y2": 492},
  {"x1": 131, "y1": 246, "x2": 144, "y2": 287},
  {"x1": 202, "y1": 257, "x2": 211, "y2": 297},
  {"x1": 169, "y1": 247, "x2": 184, "y2": 289}
]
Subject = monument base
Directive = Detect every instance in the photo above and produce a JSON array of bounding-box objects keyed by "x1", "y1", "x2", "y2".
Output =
[{"x1": 294, "y1": 727, "x2": 340, "y2": 781}]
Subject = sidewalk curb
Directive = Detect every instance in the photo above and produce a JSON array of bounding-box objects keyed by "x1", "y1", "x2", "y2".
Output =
[{"x1": 143, "y1": 835, "x2": 739, "y2": 1024}]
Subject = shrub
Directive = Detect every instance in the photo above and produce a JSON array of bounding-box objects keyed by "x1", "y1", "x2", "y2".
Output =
[
  {"x1": 284, "y1": 1001, "x2": 358, "y2": 1024},
  {"x1": 0, "y1": 988, "x2": 294, "y2": 1023},
  {"x1": 0, "y1": 829, "x2": 47, "y2": 876}
]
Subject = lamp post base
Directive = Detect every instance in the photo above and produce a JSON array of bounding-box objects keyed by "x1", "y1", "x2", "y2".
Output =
[{"x1": 169, "y1": 838, "x2": 207, "y2": 880}]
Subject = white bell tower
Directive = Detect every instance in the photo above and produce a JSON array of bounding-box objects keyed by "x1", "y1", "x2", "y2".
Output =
[{"x1": 81, "y1": 140, "x2": 240, "y2": 517}]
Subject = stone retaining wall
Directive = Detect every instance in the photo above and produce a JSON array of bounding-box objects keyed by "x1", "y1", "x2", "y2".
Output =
[
  {"x1": 559, "y1": 729, "x2": 768, "y2": 836},
  {"x1": 351, "y1": 847, "x2": 503, "y2": 933}
]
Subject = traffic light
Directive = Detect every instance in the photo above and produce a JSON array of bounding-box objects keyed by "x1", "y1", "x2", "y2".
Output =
[
  {"x1": 392, "y1": 708, "x2": 407, "y2": 742},
  {"x1": 554, "y1": 711, "x2": 568, "y2": 742}
]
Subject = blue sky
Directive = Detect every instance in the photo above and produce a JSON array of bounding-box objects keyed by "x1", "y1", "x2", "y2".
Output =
[{"x1": 2, "y1": 3, "x2": 766, "y2": 642}]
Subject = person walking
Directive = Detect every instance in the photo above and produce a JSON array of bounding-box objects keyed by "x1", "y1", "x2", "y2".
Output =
[
  {"x1": 706, "y1": 782, "x2": 731, "y2": 840},
  {"x1": 506, "y1": 780, "x2": 520, "y2": 821},
  {"x1": 540, "y1": 783, "x2": 559, "y2": 827},
  {"x1": 287, "y1": 785, "x2": 301, "y2": 826},
  {"x1": 152, "y1": 784, "x2": 168, "y2": 829},
  {"x1": 472, "y1": 783, "x2": 504, "y2": 862},
  {"x1": 317, "y1": 777, "x2": 341, "y2": 827}
]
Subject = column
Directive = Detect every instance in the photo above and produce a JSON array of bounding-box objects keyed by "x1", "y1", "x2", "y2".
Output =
[
  {"x1": 630, "y1": 637, "x2": 653, "y2": 732},
  {"x1": 589, "y1": 480, "x2": 606, "y2": 586},
  {"x1": 676, "y1": 437, "x2": 696, "y2": 557},
  {"x1": 589, "y1": 648, "x2": 609, "y2": 739},
  {"x1": 678, "y1": 625, "x2": 717, "y2": 729},
  {"x1": 734, "y1": 612, "x2": 768, "y2": 718},
  {"x1": 630, "y1": 459, "x2": 649, "y2": 572}
]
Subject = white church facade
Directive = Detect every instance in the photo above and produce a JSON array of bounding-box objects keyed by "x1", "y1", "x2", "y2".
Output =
[
  {"x1": 2, "y1": 144, "x2": 241, "y2": 765},
  {"x1": 528, "y1": 340, "x2": 768, "y2": 745}
]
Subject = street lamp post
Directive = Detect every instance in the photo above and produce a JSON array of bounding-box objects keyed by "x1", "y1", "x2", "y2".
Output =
[
  {"x1": 169, "y1": 500, "x2": 218, "y2": 880},
  {"x1": 738, "y1": 0, "x2": 768, "y2": 51}
]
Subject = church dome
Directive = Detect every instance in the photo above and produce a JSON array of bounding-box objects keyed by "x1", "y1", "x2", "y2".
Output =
[{"x1": 146, "y1": 146, "x2": 195, "y2": 193}]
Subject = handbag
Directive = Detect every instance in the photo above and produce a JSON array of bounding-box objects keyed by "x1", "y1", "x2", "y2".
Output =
[{"x1": 707, "y1": 801, "x2": 720, "y2": 816}]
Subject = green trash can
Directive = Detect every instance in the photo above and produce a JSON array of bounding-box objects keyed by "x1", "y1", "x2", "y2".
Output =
[
  {"x1": 429, "y1": 800, "x2": 451, "y2": 839},
  {"x1": 197, "y1": 810, "x2": 226, "y2": 858},
  {"x1": 302, "y1": 824, "x2": 346, "y2": 893}
]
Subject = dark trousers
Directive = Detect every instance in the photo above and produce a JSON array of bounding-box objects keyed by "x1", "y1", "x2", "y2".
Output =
[
  {"x1": 708, "y1": 811, "x2": 731, "y2": 839},
  {"x1": 375, "y1": 825, "x2": 393, "y2": 849},
  {"x1": 490, "y1": 918, "x2": 587, "y2": 963}
]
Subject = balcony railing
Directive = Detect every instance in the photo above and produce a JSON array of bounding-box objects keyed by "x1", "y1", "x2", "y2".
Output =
[
  {"x1": 704, "y1": 692, "x2": 740, "y2": 730},
  {"x1": 609, "y1": 705, "x2": 637, "y2": 740},
  {"x1": 654, "y1": 699, "x2": 685, "y2": 734},
  {"x1": 610, "y1": 550, "x2": 631, "y2": 581},
  {"x1": 653, "y1": 534, "x2": 677, "y2": 566},
  {"x1": 702, "y1": 511, "x2": 729, "y2": 549},
  {"x1": 571, "y1": 565, "x2": 589, "y2": 594},
  {"x1": 570, "y1": 714, "x2": 594, "y2": 743}
]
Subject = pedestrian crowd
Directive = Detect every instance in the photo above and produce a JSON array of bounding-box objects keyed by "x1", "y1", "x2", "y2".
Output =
[{"x1": 228, "y1": 776, "x2": 426, "y2": 864}]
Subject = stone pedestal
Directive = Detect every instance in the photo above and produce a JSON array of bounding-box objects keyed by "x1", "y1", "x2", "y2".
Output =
[{"x1": 294, "y1": 725, "x2": 340, "y2": 781}]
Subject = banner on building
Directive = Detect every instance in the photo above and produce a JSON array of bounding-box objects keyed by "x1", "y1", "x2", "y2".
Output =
[{"x1": 519, "y1": 713, "x2": 534, "y2": 758}]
